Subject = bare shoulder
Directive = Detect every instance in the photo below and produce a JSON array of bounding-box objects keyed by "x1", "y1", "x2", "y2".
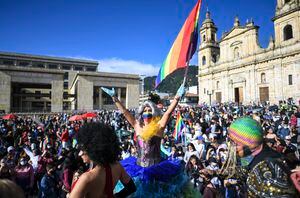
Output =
[
  {"x1": 78, "y1": 171, "x2": 94, "y2": 184},
  {"x1": 69, "y1": 171, "x2": 94, "y2": 198}
]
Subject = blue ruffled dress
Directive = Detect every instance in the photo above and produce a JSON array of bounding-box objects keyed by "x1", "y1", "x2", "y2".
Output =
[{"x1": 114, "y1": 136, "x2": 190, "y2": 197}]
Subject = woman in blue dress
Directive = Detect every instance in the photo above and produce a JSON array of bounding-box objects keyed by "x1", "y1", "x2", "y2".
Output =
[{"x1": 101, "y1": 84, "x2": 188, "y2": 197}]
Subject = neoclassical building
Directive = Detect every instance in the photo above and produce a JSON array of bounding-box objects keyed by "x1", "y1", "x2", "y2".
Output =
[{"x1": 198, "y1": 0, "x2": 300, "y2": 105}]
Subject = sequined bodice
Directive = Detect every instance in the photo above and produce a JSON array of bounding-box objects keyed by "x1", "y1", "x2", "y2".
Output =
[{"x1": 136, "y1": 136, "x2": 162, "y2": 167}]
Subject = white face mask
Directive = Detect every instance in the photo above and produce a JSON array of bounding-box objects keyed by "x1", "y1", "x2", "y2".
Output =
[
  {"x1": 210, "y1": 162, "x2": 218, "y2": 168},
  {"x1": 20, "y1": 161, "x2": 27, "y2": 166}
]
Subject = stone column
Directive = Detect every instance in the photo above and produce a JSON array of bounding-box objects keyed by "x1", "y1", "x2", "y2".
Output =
[
  {"x1": 77, "y1": 76, "x2": 93, "y2": 111},
  {"x1": 224, "y1": 72, "x2": 229, "y2": 102},
  {"x1": 99, "y1": 88, "x2": 103, "y2": 109},
  {"x1": 51, "y1": 75, "x2": 64, "y2": 112},
  {"x1": 126, "y1": 83, "x2": 139, "y2": 109},
  {"x1": 249, "y1": 68, "x2": 254, "y2": 103},
  {"x1": 274, "y1": 64, "x2": 284, "y2": 101},
  {"x1": 117, "y1": 88, "x2": 121, "y2": 100},
  {"x1": 0, "y1": 71, "x2": 11, "y2": 113}
]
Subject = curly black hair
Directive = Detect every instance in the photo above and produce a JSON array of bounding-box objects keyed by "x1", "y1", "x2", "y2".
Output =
[{"x1": 77, "y1": 122, "x2": 121, "y2": 166}]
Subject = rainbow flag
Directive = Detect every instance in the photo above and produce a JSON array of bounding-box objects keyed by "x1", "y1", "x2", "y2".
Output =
[
  {"x1": 155, "y1": 0, "x2": 202, "y2": 88},
  {"x1": 173, "y1": 112, "x2": 185, "y2": 140}
]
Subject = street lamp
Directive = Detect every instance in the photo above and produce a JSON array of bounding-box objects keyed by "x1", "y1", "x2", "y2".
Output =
[
  {"x1": 140, "y1": 75, "x2": 146, "y2": 95},
  {"x1": 207, "y1": 90, "x2": 214, "y2": 106}
]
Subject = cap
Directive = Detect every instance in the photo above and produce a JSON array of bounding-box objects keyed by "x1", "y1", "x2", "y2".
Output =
[
  {"x1": 285, "y1": 136, "x2": 291, "y2": 140},
  {"x1": 197, "y1": 136, "x2": 204, "y2": 141},
  {"x1": 228, "y1": 117, "x2": 263, "y2": 149},
  {"x1": 209, "y1": 133, "x2": 217, "y2": 139},
  {"x1": 7, "y1": 146, "x2": 15, "y2": 153}
]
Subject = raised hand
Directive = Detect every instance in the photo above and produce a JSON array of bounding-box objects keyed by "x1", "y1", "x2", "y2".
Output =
[
  {"x1": 176, "y1": 83, "x2": 186, "y2": 99},
  {"x1": 101, "y1": 87, "x2": 116, "y2": 97}
]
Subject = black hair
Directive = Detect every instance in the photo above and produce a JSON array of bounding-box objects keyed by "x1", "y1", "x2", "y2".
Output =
[
  {"x1": 77, "y1": 122, "x2": 121, "y2": 166},
  {"x1": 46, "y1": 163, "x2": 55, "y2": 171},
  {"x1": 187, "y1": 143, "x2": 196, "y2": 151}
]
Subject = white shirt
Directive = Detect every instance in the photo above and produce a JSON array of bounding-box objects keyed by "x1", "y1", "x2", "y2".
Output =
[
  {"x1": 23, "y1": 147, "x2": 39, "y2": 172},
  {"x1": 183, "y1": 150, "x2": 200, "y2": 163},
  {"x1": 192, "y1": 141, "x2": 205, "y2": 159}
]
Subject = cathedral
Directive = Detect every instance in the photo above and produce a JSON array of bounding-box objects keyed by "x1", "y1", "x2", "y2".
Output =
[{"x1": 198, "y1": 0, "x2": 300, "y2": 105}]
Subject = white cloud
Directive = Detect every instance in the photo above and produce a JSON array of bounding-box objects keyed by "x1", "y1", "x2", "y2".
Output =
[
  {"x1": 63, "y1": 55, "x2": 199, "y2": 77},
  {"x1": 97, "y1": 58, "x2": 159, "y2": 76},
  {"x1": 64, "y1": 55, "x2": 159, "y2": 77}
]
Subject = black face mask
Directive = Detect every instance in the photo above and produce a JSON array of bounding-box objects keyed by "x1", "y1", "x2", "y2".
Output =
[{"x1": 242, "y1": 146, "x2": 252, "y2": 157}]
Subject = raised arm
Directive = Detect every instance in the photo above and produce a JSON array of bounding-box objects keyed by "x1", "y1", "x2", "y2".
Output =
[
  {"x1": 158, "y1": 83, "x2": 185, "y2": 131},
  {"x1": 101, "y1": 87, "x2": 137, "y2": 128}
]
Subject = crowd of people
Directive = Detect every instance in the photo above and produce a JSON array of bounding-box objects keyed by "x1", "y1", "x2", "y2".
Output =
[{"x1": 0, "y1": 97, "x2": 299, "y2": 197}]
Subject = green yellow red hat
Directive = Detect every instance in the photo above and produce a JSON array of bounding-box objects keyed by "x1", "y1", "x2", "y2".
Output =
[{"x1": 228, "y1": 117, "x2": 263, "y2": 148}]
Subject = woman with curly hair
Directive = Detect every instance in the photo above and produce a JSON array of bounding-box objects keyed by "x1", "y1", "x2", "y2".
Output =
[{"x1": 69, "y1": 122, "x2": 136, "y2": 198}]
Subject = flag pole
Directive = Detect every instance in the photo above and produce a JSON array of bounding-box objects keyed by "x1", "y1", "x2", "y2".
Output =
[{"x1": 182, "y1": 41, "x2": 195, "y2": 87}]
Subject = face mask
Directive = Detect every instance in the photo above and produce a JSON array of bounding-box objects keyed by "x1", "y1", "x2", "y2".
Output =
[
  {"x1": 211, "y1": 162, "x2": 218, "y2": 168},
  {"x1": 20, "y1": 161, "x2": 27, "y2": 166},
  {"x1": 240, "y1": 154, "x2": 254, "y2": 166},
  {"x1": 142, "y1": 112, "x2": 153, "y2": 121},
  {"x1": 220, "y1": 152, "x2": 227, "y2": 162},
  {"x1": 242, "y1": 146, "x2": 252, "y2": 157}
]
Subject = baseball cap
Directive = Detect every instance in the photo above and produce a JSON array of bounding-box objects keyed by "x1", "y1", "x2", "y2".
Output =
[
  {"x1": 197, "y1": 136, "x2": 204, "y2": 141},
  {"x1": 285, "y1": 136, "x2": 291, "y2": 140},
  {"x1": 7, "y1": 146, "x2": 15, "y2": 153}
]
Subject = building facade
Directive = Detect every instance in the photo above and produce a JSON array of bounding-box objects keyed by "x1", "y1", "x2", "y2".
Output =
[
  {"x1": 0, "y1": 51, "x2": 140, "y2": 113},
  {"x1": 198, "y1": 0, "x2": 300, "y2": 105}
]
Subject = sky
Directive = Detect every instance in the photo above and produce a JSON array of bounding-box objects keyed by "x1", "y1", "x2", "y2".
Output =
[{"x1": 0, "y1": 0, "x2": 276, "y2": 76}]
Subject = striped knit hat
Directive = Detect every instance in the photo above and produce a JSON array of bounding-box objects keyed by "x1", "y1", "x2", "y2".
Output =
[{"x1": 228, "y1": 117, "x2": 263, "y2": 148}]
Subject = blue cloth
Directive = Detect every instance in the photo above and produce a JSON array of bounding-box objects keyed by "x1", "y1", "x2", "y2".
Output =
[
  {"x1": 39, "y1": 174, "x2": 59, "y2": 198},
  {"x1": 121, "y1": 157, "x2": 181, "y2": 182},
  {"x1": 116, "y1": 157, "x2": 189, "y2": 197},
  {"x1": 277, "y1": 127, "x2": 289, "y2": 140}
]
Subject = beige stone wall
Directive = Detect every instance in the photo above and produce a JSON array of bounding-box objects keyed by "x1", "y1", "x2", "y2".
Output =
[
  {"x1": 199, "y1": 48, "x2": 300, "y2": 104},
  {"x1": 51, "y1": 76, "x2": 64, "y2": 112},
  {"x1": 219, "y1": 27, "x2": 262, "y2": 63},
  {"x1": 0, "y1": 71, "x2": 11, "y2": 113},
  {"x1": 126, "y1": 83, "x2": 140, "y2": 109},
  {"x1": 77, "y1": 76, "x2": 93, "y2": 111}
]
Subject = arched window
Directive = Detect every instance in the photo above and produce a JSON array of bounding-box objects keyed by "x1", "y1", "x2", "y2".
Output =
[
  {"x1": 216, "y1": 81, "x2": 220, "y2": 89},
  {"x1": 202, "y1": 56, "x2": 206, "y2": 65},
  {"x1": 261, "y1": 73, "x2": 266, "y2": 83},
  {"x1": 285, "y1": 0, "x2": 291, "y2": 4},
  {"x1": 283, "y1": 25, "x2": 293, "y2": 40},
  {"x1": 203, "y1": 35, "x2": 206, "y2": 42},
  {"x1": 211, "y1": 33, "x2": 215, "y2": 42},
  {"x1": 234, "y1": 47, "x2": 240, "y2": 59}
]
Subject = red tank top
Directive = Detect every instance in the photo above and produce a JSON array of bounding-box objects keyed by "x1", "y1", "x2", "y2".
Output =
[
  {"x1": 71, "y1": 165, "x2": 114, "y2": 198},
  {"x1": 104, "y1": 164, "x2": 113, "y2": 198}
]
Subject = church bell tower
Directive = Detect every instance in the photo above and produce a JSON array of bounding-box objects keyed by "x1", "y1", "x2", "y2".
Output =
[{"x1": 273, "y1": 0, "x2": 300, "y2": 46}]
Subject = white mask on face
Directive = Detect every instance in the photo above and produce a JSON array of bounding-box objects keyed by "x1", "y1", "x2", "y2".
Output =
[{"x1": 20, "y1": 161, "x2": 27, "y2": 166}]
